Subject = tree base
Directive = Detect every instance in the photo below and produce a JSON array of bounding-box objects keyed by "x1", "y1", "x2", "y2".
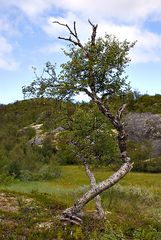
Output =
[{"x1": 60, "y1": 207, "x2": 83, "y2": 225}]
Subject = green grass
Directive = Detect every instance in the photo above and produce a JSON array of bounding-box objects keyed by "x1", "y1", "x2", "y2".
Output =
[
  {"x1": 0, "y1": 165, "x2": 161, "y2": 239},
  {"x1": 2, "y1": 165, "x2": 161, "y2": 191}
]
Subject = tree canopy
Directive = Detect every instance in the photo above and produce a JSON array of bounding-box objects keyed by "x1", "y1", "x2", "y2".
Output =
[{"x1": 23, "y1": 21, "x2": 135, "y2": 102}]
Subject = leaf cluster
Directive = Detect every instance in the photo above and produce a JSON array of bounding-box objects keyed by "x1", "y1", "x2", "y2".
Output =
[{"x1": 60, "y1": 35, "x2": 134, "y2": 99}]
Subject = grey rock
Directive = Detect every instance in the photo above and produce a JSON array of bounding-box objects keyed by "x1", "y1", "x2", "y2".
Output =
[{"x1": 125, "y1": 112, "x2": 161, "y2": 156}]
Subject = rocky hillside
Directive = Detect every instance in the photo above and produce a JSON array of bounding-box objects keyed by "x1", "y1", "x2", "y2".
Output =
[
  {"x1": 1, "y1": 97, "x2": 161, "y2": 175},
  {"x1": 125, "y1": 112, "x2": 161, "y2": 156}
]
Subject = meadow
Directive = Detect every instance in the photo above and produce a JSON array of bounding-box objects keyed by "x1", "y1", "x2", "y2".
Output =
[{"x1": 0, "y1": 166, "x2": 161, "y2": 239}]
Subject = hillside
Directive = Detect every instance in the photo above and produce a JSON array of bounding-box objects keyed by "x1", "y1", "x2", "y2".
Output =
[
  {"x1": 1, "y1": 95, "x2": 161, "y2": 179},
  {"x1": 0, "y1": 96, "x2": 161, "y2": 238}
]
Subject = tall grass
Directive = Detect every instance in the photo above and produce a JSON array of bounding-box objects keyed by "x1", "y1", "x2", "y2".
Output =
[{"x1": 0, "y1": 165, "x2": 161, "y2": 239}]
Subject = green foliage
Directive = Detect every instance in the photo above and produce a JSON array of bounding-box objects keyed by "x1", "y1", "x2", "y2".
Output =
[
  {"x1": 8, "y1": 160, "x2": 21, "y2": 178},
  {"x1": 56, "y1": 104, "x2": 119, "y2": 166},
  {"x1": 19, "y1": 164, "x2": 61, "y2": 181},
  {"x1": 132, "y1": 227, "x2": 161, "y2": 240},
  {"x1": 22, "y1": 62, "x2": 58, "y2": 99},
  {"x1": 134, "y1": 157, "x2": 161, "y2": 173},
  {"x1": 0, "y1": 99, "x2": 75, "y2": 179},
  {"x1": 90, "y1": 223, "x2": 126, "y2": 240},
  {"x1": 1, "y1": 97, "x2": 161, "y2": 174},
  {"x1": 22, "y1": 127, "x2": 36, "y2": 139},
  {"x1": 58, "y1": 34, "x2": 134, "y2": 99},
  {"x1": 0, "y1": 173, "x2": 16, "y2": 185},
  {"x1": 22, "y1": 23, "x2": 135, "y2": 100},
  {"x1": 127, "y1": 140, "x2": 152, "y2": 161},
  {"x1": 127, "y1": 93, "x2": 161, "y2": 113}
]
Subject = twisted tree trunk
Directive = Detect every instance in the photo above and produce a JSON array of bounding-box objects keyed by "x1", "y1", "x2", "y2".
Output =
[
  {"x1": 60, "y1": 95, "x2": 133, "y2": 225},
  {"x1": 61, "y1": 162, "x2": 133, "y2": 225}
]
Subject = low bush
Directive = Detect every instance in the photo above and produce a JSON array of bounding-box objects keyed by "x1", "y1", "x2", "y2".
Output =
[
  {"x1": 0, "y1": 173, "x2": 16, "y2": 185},
  {"x1": 134, "y1": 157, "x2": 161, "y2": 173},
  {"x1": 19, "y1": 164, "x2": 61, "y2": 181}
]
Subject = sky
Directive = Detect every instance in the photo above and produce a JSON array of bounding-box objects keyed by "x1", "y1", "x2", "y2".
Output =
[{"x1": 1, "y1": 0, "x2": 161, "y2": 104}]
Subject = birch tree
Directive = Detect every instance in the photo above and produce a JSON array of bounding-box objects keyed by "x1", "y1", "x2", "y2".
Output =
[
  {"x1": 53, "y1": 20, "x2": 135, "y2": 225},
  {"x1": 23, "y1": 20, "x2": 135, "y2": 225}
]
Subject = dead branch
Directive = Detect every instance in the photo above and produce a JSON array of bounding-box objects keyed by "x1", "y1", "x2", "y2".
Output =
[
  {"x1": 53, "y1": 21, "x2": 84, "y2": 49},
  {"x1": 53, "y1": 20, "x2": 98, "y2": 58},
  {"x1": 116, "y1": 104, "x2": 127, "y2": 120},
  {"x1": 88, "y1": 19, "x2": 98, "y2": 46}
]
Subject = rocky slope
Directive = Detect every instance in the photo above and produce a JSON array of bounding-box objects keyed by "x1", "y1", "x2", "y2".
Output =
[{"x1": 125, "y1": 112, "x2": 161, "y2": 156}]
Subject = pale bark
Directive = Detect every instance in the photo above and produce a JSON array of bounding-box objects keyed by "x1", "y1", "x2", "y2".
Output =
[
  {"x1": 76, "y1": 151, "x2": 105, "y2": 219},
  {"x1": 83, "y1": 161, "x2": 104, "y2": 219},
  {"x1": 60, "y1": 162, "x2": 133, "y2": 225}
]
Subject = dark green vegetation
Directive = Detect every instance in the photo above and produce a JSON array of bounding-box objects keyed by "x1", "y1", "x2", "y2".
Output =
[
  {"x1": 1, "y1": 96, "x2": 161, "y2": 238},
  {"x1": 0, "y1": 98, "x2": 119, "y2": 180},
  {"x1": 0, "y1": 166, "x2": 161, "y2": 239},
  {"x1": 1, "y1": 95, "x2": 161, "y2": 181}
]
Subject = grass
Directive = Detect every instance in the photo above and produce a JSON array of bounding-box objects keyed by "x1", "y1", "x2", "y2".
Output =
[
  {"x1": 2, "y1": 165, "x2": 161, "y2": 192},
  {"x1": 0, "y1": 165, "x2": 161, "y2": 239}
]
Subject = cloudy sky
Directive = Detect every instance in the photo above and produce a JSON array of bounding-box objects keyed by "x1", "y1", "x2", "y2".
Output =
[{"x1": 1, "y1": 0, "x2": 161, "y2": 104}]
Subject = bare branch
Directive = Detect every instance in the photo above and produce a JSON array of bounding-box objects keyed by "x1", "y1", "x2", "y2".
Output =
[
  {"x1": 73, "y1": 21, "x2": 77, "y2": 37},
  {"x1": 53, "y1": 21, "x2": 84, "y2": 49},
  {"x1": 116, "y1": 104, "x2": 127, "y2": 120},
  {"x1": 88, "y1": 19, "x2": 95, "y2": 28},
  {"x1": 53, "y1": 20, "x2": 98, "y2": 60},
  {"x1": 53, "y1": 21, "x2": 73, "y2": 36},
  {"x1": 57, "y1": 36, "x2": 81, "y2": 47},
  {"x1": 88, "y1": 19, "x2": 98, "y2": 46}
]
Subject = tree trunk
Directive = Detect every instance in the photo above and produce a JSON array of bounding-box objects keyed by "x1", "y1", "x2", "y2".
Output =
[
  {"x1": 83, "y1": 161, "x2": 104, "y2": 219},
  {"x1": 60, "y1": 162, "x2": 133, "y2": 225},
  {"x1": 60, "y1": 97, "x2": 133, "y2": 225}
]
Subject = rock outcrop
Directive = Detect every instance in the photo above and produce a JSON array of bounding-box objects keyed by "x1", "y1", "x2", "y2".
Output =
[
  {"x1": 125, "y1": 112, "x2": 161, "y2": 156},
  {"x1": 28, "y1": 124, "x2": 65, "y2": 147}
]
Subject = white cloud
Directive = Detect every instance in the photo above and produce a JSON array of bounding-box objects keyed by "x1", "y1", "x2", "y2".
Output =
[
  {"x1": 1, "y1": 0, "x2": 55, "y2": 19},
  {"x1": 58, "y1": 0, "x2": 161, "y2": 23},
  {"x1": 0, "y1": 36, "x2": 19, "y2": 71},
  {"x1": 2, "y1": 0, "x2": 161, "y2": 64},
  {"x1": 0, "y1": 58, "x2": 19, "y2": 71},
  {"x1": 3, "y1": 0, "x2": 161, "y2": 23},
  {"x1": 0, "y1": 18, "x2": 11, "y2": 33},
  {"x1": 0, "y1": 36, "x2": 13, "y2": 54},
  {"x1": 0, "y1": 16, "x2": 19, "y2": 36},
  {"x1": 96, "y1": 21, "x2": 161, "y2": 63},
  {"x1": 43, "y1": 15, "x2": 161, "y2": 64},
  {"x1": 42, "y1": 12, "x2": 88, "y2": 39},
  {"x1": 1, "y1": 0, "x2": 161, "y2": 22}
]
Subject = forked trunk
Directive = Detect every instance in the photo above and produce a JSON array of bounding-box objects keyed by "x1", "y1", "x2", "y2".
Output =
[
  {"x1": 61, "y1": 162, "x2": 133, "y2": 225},
  {"x1": 53, "y1": 20, "x2": 134, "y2": 225}
]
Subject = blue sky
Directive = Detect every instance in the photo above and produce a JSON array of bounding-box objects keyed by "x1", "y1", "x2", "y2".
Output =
[{"x1": 1, "y1": 0, "x2": 161, "y2": 104}]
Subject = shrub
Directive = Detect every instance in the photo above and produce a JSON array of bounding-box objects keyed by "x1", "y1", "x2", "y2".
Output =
[
  {"x1": 8, "y1": 160, "x2": 21, "y2": 178},
  {"x1": 19, "y1": 164, "x2": 61, "y2": 181},
  {"x1": 0, "y1": 173, "x2": 16, "y2": 185},
  {"x1": 38, "y1": 164, "x2": 61, "y2": 180},
  {"x1": 134, "y1": 157, "x2": 161, "y2": 173},
  {"x1": 132, "y1": 227, "x2": 161, "y2": 240}
]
